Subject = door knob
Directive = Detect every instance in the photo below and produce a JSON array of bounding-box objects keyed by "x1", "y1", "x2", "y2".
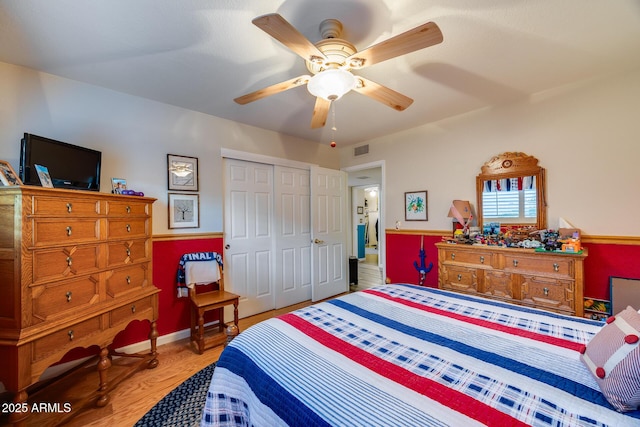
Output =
[
  {"x1": 225, "y1": 244, "x2": 230, "y2": 249},
  {"x1": 314, "y1": 239, "x2": 325, "y2": 244}
]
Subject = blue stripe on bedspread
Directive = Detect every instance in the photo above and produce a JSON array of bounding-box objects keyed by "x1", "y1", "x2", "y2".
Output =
[
  {"x1": 215, "y1": 346, "x2": 332, "y2": 427},
  {"x1": 327, "y1": 298, "x2": 618, "y2": 411}
]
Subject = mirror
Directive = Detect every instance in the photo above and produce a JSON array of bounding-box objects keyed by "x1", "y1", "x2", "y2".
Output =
[{"x1": 476, "y1": 152, "x2": 547, "y2": 232}]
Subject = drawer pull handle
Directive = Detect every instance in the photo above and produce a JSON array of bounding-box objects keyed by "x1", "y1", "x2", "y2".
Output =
[
  {"x1": 543, "y1": 287, "x2": 549, "y2": 296},
  {"x1": 66, "y1": 291, "x2": 72, "y2": 302},
  {"x1": 66, "y1": 226, "x2": 72, "y2": 236},
  {"x1": 457, "y1": 274, "x2": 462, "y2": 281},
  {"x1": 451, "y1": 253, "x2": 456, "y2": 260},
  {"x1": 68, "y1": 330, "x2": 74, "y2": 341},
  {"x1": 66, "y1": 203, "x2": 72, "y2": 213},
  {"x1": 126, "y1": 276, "x2": 131, "y2": 285},
  {"x1": 66, "y1": 256, "x2": 72, "y2": 266},
  {"x1": 479, "y1": 256, "x2": 485, "y2": 264},
  {"x1": 126, "y1": 248, "x2": 131, "y2": 257},
  {"x1": 512, "y1": 259, "x2": 519, "y2": 267},
  {"x1": 131, "y1": 305, "x2": 136, "y2": 314},
  {"x1": 553, "y1": 263, "x2": 559, "y2": 272},
  {"x1": 126, "y1": 224, "x2": 131, "y2": 232},
  {"x1": 126, "y1": 205, "x2": 131, "y2": 213}
]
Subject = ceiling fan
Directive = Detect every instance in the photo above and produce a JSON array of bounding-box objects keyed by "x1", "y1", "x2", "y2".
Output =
[{"x1": 234, "y1": 13, "x2": 443, "y2": 129}]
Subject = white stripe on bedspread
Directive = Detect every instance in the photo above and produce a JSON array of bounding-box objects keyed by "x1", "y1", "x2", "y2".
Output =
[{"x1": 202, "y1": 285, "x2": 640, "y2": 427}]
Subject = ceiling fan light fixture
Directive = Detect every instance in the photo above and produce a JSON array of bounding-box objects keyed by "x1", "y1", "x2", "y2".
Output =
[{"x1": 307, "y1": 68, "x2": 356, "y2": 101}]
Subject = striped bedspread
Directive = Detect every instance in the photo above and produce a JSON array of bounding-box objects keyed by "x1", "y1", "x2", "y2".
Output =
[{"x1": 201, "y1": 285, "x2": 640, "y2": 426}]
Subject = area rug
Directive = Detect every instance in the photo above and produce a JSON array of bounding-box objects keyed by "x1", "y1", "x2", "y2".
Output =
[{"x1": 134, "y1": 363, "x2": 215, "y2": 427}]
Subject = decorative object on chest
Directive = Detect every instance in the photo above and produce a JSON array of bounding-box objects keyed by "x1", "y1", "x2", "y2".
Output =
[{"x1": 0, "y1": 186, "x2": 159, "y2": 425}]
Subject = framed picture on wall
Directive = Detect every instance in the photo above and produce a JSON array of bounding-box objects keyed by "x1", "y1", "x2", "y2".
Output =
[
  {"x1": 167, "y1": 154, "x2": 198, "y2": 191},
  {"x1": 405, "y1": 190, "x2": 428, "y2": 221},
  {"x1": 0, "y1": 160, "x2": 22, "y2": 186},
  {"x1": 168, "y1": 193, "x2": 200, "y2": 229}
]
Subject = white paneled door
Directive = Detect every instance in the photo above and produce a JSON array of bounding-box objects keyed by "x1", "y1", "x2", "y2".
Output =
[
  {"x1": 224, "y1": 159, "x2": 347, "y2": 318},
  {"x1": 224, "y1": 159, "x2": 275, "y2": 317},
  {"x1": 311, "y1": 166, "x2": 348, "y2": 302}
]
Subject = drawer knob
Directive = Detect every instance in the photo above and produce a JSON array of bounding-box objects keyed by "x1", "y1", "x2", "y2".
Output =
[
  {"x1": 68, "y1": 330, "x2": 74, "y2": 341},
  {"x1": 66, "y1": 256, "x2": 73, "y2": 266},
  {"x1": 126, "y1": 205, "x2": 131, "y2": 213},
  {"x1": 543, "y1": 287, "x2": 549, "y2": 296},
  {"x1": 479, "y1": 256, "x2": 485, "y2": 264},
  {"x1": 457, "y1": 274, "x2": 462, "y2": 281},
  {"x1": 512, "y1": 259, "x2": 519, "y2": 267},
  {"x1": 66, "y1": 203, "x2": 72, "y2": 213},
  {"x1": 66, "y1": 291, "x2": 72, "y2": 302},
  {"x1": 553, "y1": 263, "x2": 559, "y2": 272},
  {"x1": 126, "y1": 275, "x2": 131, "y2": 285},
  {"x1": 126, "y1": 248, "x2": 131, "y2": 257},
  {"x1": 451, "y1": 253, "x2": 456, "y2": 260},
  {"x1": 126, "y1": 224, "x2": 131, "y2": 232},
  {"x1": 66, "y1": 226, "x2": 72, "y2": 236},
  {"x1": 131, "y1": 305, "x2": 136, "y2": 314}
]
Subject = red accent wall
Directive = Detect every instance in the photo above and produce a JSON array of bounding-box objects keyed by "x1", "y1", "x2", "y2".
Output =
[{"x1": 386, "y1": 233, "x2": 640, "y2": 302}]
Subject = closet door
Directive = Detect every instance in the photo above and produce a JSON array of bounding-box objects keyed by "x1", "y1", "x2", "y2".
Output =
[
  {"x1": 273, "y1": 166, "x2": 312, "y2": 308},
  {"x1": 224, "y1": 159, "x2": 275, "y2": 317}
]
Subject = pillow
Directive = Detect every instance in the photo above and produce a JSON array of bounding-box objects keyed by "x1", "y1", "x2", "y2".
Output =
[{"x1": 580, "y1": 306, "x2": 640, "y2": 412}]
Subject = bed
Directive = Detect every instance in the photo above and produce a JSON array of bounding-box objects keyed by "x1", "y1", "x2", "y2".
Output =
[{"x1": 201, "y1": 285, "x2": 640, "y2": 426}]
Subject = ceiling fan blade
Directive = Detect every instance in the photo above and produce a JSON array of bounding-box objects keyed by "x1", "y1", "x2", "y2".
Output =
[
  {"x1": 234, "y1": 75, "x2": 310, "y2": 104},
  {"x1": 253, "y1": 13, "x2": 327, "y2": 63},
  {"x1": 310, "y1": 97, "x2": 331, "y2": 128},
  {"x1": 346, "y1": 22, "x2": 443, "y2": 69},
  {"x1": 353, "y1": 77, "x2": 414, "y2": 111}
]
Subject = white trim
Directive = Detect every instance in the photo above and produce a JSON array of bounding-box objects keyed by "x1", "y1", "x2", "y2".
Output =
[{"x1": 221, "y1": 148, "x2": 315, "y2": 170}]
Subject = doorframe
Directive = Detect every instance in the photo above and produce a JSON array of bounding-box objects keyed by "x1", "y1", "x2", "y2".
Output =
[{"x1": 343, "y1": 160, "x2": 386, "y2": 283}]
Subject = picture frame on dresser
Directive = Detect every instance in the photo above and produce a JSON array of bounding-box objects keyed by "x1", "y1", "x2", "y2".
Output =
[
  {"x1": 0, "y1": 160, "x2": 22, "y2": 186},
  {"x1": 405, "y1": 190, "x2": 428, "y2": 221},
  {"x1": 167, "y1": 154, "x2": 198, "y2": 191},
  {"x1": 168, "y1": 192, "x2": 199, "y2": 228}
]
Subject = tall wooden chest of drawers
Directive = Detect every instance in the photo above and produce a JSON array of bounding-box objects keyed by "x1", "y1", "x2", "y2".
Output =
[
  {"x1": 436, "y1": 242, "x2": 587, "y2": 317},
  {"x1": 0, "y1": 186, "x2": 159, "y2": 425}
]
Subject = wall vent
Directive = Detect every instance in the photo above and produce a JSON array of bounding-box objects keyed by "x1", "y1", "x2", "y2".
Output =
[{"x1": 354, "y1": 144, "x2": 369, "y2": 156}]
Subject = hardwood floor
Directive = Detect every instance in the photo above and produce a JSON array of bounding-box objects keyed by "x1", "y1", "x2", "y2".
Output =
[{"x1": 15, "y1": 299, "x2": 317, "y2": 427}]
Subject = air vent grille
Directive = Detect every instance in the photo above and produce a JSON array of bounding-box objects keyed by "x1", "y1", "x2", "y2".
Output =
[{"x1": 354, "y1": 144, "x2": 369, "y2": 156}]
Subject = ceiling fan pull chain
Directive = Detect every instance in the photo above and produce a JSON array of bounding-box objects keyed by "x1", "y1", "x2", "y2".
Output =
[{"x1": 330, "y1": 101, "x2": 337, "y2": 147}]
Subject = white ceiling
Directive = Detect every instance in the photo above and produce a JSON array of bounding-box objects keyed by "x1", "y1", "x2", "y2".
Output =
[{"x1": 1, "y1": 0, "x2": 639, "y2": 147}]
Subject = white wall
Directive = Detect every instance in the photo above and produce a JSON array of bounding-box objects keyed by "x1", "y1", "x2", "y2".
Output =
[
  {"x1": 0, "y1": 62, "x2": 338, "y2": 234},
  {"x1": 340, "y1": 69, "x2": 640, "y2": 237}
]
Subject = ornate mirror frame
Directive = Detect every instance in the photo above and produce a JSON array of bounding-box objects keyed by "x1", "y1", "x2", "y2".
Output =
[{"x1": 476, "y1": 152, "x2": 547, "y2": 231}]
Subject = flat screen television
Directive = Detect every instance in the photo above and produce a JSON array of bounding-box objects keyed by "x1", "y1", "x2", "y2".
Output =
[{"x1": 19, "y1": 133, "x2": 102, "y2": 191}]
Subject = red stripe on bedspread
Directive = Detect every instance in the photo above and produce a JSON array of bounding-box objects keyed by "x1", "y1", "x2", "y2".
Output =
[
  {"x1": 280, "y1": 313, "x2": 528, "y2": 427},
  {"x1": 365, "y1": 289, "x2": 584, "y2": 351}
]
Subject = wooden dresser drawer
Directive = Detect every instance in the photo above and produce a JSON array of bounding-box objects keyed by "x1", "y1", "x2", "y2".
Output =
[
  {"x1": 441, "y1": 247, "x2": 492, "y2": 267},
  {"x1": 503, "y1": 254, "x2": 572, "y2": 278},
  {"x1": 33, "y1": 317, "x2": 102, "y2": 362},
  {"x1": 106, "y1": 264, "x2": 150, "y2": 298},
  {"x1": 31, "y1": 196, "x2": 100, "y2": 217},
  {"x1": 106, "y1": 239, "x2": 150, "y2": 268},
  {"x1": 441, "y1": 265, "x2": 479, "y2": 293},
  {"x1": 32, "y1": 245, "x2": 101, "y2": 284},
  {"x1": 520, "y1": 275, "x2": 575, "y2": 314},
  {"x1": 110, "y1": 296, "x2": 154, "y2": 327},
  {"x1": 107, "y1": 218, "x2": 149, "y2": 240},
  {"x1": 32, "y1": 219, "x2": 101, "y2": 246},
  {"x1": 105, "y1": 200, "x2": 150, "y2": 217},
  {"x1": 32, "y1": 275, "x2": 100, "y2": 322}
]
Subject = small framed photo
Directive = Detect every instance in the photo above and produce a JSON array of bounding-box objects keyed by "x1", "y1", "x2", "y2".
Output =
[
  {"x1": 167, "y1": 154, "x2": 198, "y2": 191},
  {"x1": 168, "y1": 193, "x2": 199, "y2": 229},
  {"x1": 0, "y1": 160, "x2": 22, "y2": 186},
  {"x1": 357, "y1": 206, "x2": 364, "y2": 214},
  {"x1": 405, "y1": 190, "x2": 428, "y2": 221},
  {"x1": 34, "y1": 164, "x2": 53, "y2": 188},
  {"x1": 111, "y1": 178, "x2": 127, "y2": 194}
]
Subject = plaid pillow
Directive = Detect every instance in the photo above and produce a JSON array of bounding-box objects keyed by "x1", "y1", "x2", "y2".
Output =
[{"x1": 580, "y1": 306, "x2": 640, "y2": 412}]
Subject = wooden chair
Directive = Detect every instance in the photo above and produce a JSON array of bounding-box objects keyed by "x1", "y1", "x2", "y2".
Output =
[{"x1": 189, "y1": 264, "x2": 240, "y2": 354}]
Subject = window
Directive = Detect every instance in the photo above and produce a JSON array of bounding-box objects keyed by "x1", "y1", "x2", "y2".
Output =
[{"x1": 482, "y1": 177, "x2": 536, "y2": 223}]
